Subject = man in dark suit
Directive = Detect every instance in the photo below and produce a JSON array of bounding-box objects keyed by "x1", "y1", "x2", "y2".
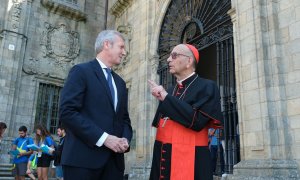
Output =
[{"x1": 59, "y1": 30, "x2": 133, "y2": 180}]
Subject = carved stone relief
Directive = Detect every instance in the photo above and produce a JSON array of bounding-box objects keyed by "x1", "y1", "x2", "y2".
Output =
[
  {"x1": 23, "y1": 22, "x2": 79, "y2": 78},
  {"x1": 110, "y1": 0, "x2": 133, "y2": 18},
  {"x1": 23, "y1": 57, "x2": 39, "y2": 75},
  {"x1": 40, "y1": 0, "x2": 86, "y2": 21},
  {"x1": 10, "y1": 0, "x2": 22, "y2": 29},
  {"x1": 115, "y1": 25, "x2": 131, "y2": 70},
  {"x1": 40, "y1": 22, "x2": 80, "y2": 63}
]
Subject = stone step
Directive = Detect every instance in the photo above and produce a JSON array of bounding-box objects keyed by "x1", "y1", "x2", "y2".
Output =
[
  {"x1": 0, "y1": 178, "x2": 58, "y2": 180},
  {"x1": 0, "y1": 171, "x2": 12, "y2": 176},
  {"x1": 0, "y1": 163, "x2": 13, "y2": 177},
  {"x1": 0, "y1": 166, "x2": 13, "y2": 171},
  {"x1": 0, "y1": 163, "x2": 57, "y2": 179},
  {"x1": 0, "y1": 164, "x2": 12, "y2": 168}
]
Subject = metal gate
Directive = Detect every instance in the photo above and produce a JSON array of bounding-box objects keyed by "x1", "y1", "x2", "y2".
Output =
[{"x1": 157, "y1": 0, "x2": 240, "y2": 175}]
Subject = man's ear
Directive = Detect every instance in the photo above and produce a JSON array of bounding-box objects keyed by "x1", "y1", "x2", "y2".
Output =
[
  {"x1": 103, "y1": 40, "x2": 110, "y2": 49},
  {"x1": 187, "y1": 57, "x2": 194, "y2": 68}
]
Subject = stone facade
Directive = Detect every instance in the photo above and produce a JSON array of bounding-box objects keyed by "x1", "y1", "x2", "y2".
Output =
[{"x1": 1, "y1": 0, "x2": 300, "y2": 179}]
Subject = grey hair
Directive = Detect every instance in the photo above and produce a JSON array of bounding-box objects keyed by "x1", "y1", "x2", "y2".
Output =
[{"x1": 95, "y1": 30, "x2": 125, "y2": 54}]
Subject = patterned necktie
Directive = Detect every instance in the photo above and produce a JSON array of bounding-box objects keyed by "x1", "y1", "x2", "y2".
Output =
[{"x1": 104, "y1": 68, "x2": 115, "y2": 104}]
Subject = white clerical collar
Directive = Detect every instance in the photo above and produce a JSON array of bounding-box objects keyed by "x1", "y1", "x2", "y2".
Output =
[{"x1": 177, "y1": 72, "x2": 195, "y2": 85}]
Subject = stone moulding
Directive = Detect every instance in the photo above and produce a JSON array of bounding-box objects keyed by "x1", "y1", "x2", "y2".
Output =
[
  {"x1": 110, "y1": 0, "x2": 133, "y2": 17},
  {"x1": 40, "y1": 0, "x2": 86, "y2": 21}
]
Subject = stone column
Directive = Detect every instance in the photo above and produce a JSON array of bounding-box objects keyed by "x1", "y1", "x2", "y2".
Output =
[
  {"x1": 124, "y1": 0, "x2": 159, "y2": 178},
  {"x1": 225, "y1": 0, "x2": 300, "y2": 179},
  {"x1": 0, "y1": 0, "x2": 33, "y2": 163}
]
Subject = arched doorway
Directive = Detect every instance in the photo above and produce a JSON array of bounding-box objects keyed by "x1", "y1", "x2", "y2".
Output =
[{"x1": 157, "y1": 0, "x2": 240, "y2": 175}]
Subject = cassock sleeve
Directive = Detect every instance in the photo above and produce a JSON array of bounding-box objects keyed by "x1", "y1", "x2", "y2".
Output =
[
  {"x1": 156, "y1": 80, "x2": 223, "y2": 131},
  {"x1": 157, "y1": 95, "x2": 210, "y2": 131}
]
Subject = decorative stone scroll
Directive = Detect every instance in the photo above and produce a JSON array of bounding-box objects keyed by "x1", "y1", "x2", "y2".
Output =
[
  {"x1": 23, "y1": 57, "x2": 39, "y2": 75},
  {"x1": 40, "y1": 22, "x2": 80, "y2": 63},
  {"x1": 110, "y1": 0, "x2": 133, "y2": 17},
  {"x1": 10, "y1": 0, "x2": 22, "y2": 30}
]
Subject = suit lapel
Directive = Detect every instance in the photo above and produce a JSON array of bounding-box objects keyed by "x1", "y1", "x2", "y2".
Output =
[{"x1": 91, "y1": 59, "x2": 114, "y2": 110}]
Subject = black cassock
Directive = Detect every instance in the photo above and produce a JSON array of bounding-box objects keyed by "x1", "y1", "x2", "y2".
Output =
[{"x1": 150, "y1": 73, "x2": 223, "y2": 180}]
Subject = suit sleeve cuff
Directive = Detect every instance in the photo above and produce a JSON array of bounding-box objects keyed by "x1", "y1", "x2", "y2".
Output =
[{"x1": 95, "y1": 132, "x2": 109, "y2": 147}]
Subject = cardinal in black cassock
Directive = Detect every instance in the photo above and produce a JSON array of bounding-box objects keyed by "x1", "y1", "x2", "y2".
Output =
[{"x1": 149, "y1": 44, "x2": 223, "y2": 180}]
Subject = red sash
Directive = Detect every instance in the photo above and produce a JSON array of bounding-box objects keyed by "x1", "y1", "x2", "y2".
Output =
[{"x1": 156, "y1": 118, "x2": 208, "y2": 180}]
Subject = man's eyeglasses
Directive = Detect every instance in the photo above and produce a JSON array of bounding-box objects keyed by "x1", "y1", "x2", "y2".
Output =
[{"x1": 170, "y1": 52, "x2": 190, "y2": 59}]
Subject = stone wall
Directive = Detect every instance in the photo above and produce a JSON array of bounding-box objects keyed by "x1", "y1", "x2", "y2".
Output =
[{"x1": 226, "y1": 0, "x2": 300, "y2": 178}]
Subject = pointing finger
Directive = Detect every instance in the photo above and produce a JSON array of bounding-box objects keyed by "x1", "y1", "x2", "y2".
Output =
[{"x1": 148, "y1": 80, "x2": 158, "y2": 88}]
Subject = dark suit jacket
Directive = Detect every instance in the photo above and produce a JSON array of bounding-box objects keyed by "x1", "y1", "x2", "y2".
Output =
[{"x1": 59, "y1": 59, "x2": 132, "y2": 170}]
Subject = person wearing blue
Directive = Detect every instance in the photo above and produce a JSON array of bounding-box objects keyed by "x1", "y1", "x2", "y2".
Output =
[
  {"x1": 35, "y1": 124, "x2": 55, "y2": 180},
  {"x1": 11, "y1": 126, "x2": 34, "y2": 180},
  {"x1": 59, "y1": 30, "x2": 133, "y2": 180},
  {"x1": 26, "y1": 152, "x2": 38, "y2": 180},
  {"x1": 209, "y1": 128, "x2": 225, "y2": 175}
]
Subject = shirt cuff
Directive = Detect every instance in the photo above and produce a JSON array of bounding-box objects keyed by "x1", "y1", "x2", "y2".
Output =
[{"x1": 95, "y1": 132, "x2": 109, "y2": 147}]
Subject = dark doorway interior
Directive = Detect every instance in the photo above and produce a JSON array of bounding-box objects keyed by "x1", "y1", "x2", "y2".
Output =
[{"x1": 196, "y1": 44, "x2": 217, "y2": 81}]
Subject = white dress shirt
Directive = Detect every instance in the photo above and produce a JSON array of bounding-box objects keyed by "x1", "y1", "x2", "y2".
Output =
[{"x1": 95, "y1": 58, "x2": 118, "y2": 147}]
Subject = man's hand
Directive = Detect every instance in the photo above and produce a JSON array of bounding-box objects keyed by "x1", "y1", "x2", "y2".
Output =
[
  {"x1": 104, "y1": 135, "x2": 129, "y2": 153},
  {"x1": 148, "y1": 80, "x2": 168, "y2": 101}
]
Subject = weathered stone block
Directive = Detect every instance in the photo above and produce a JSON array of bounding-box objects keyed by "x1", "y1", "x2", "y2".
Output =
[
  {"x1": 290, "y1": 21, "x2": 300, "y2": 40},
  {"x1": 224, "y1": 160, "x2": 300, "y2": 180},
  {"x1": 287, "y1": 98, "x2": 300, "y2": 116}
]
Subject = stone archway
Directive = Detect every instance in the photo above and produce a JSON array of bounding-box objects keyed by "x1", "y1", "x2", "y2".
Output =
[{"x1": 157, "y1": 0, "x2": 239, "y2": 174}]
